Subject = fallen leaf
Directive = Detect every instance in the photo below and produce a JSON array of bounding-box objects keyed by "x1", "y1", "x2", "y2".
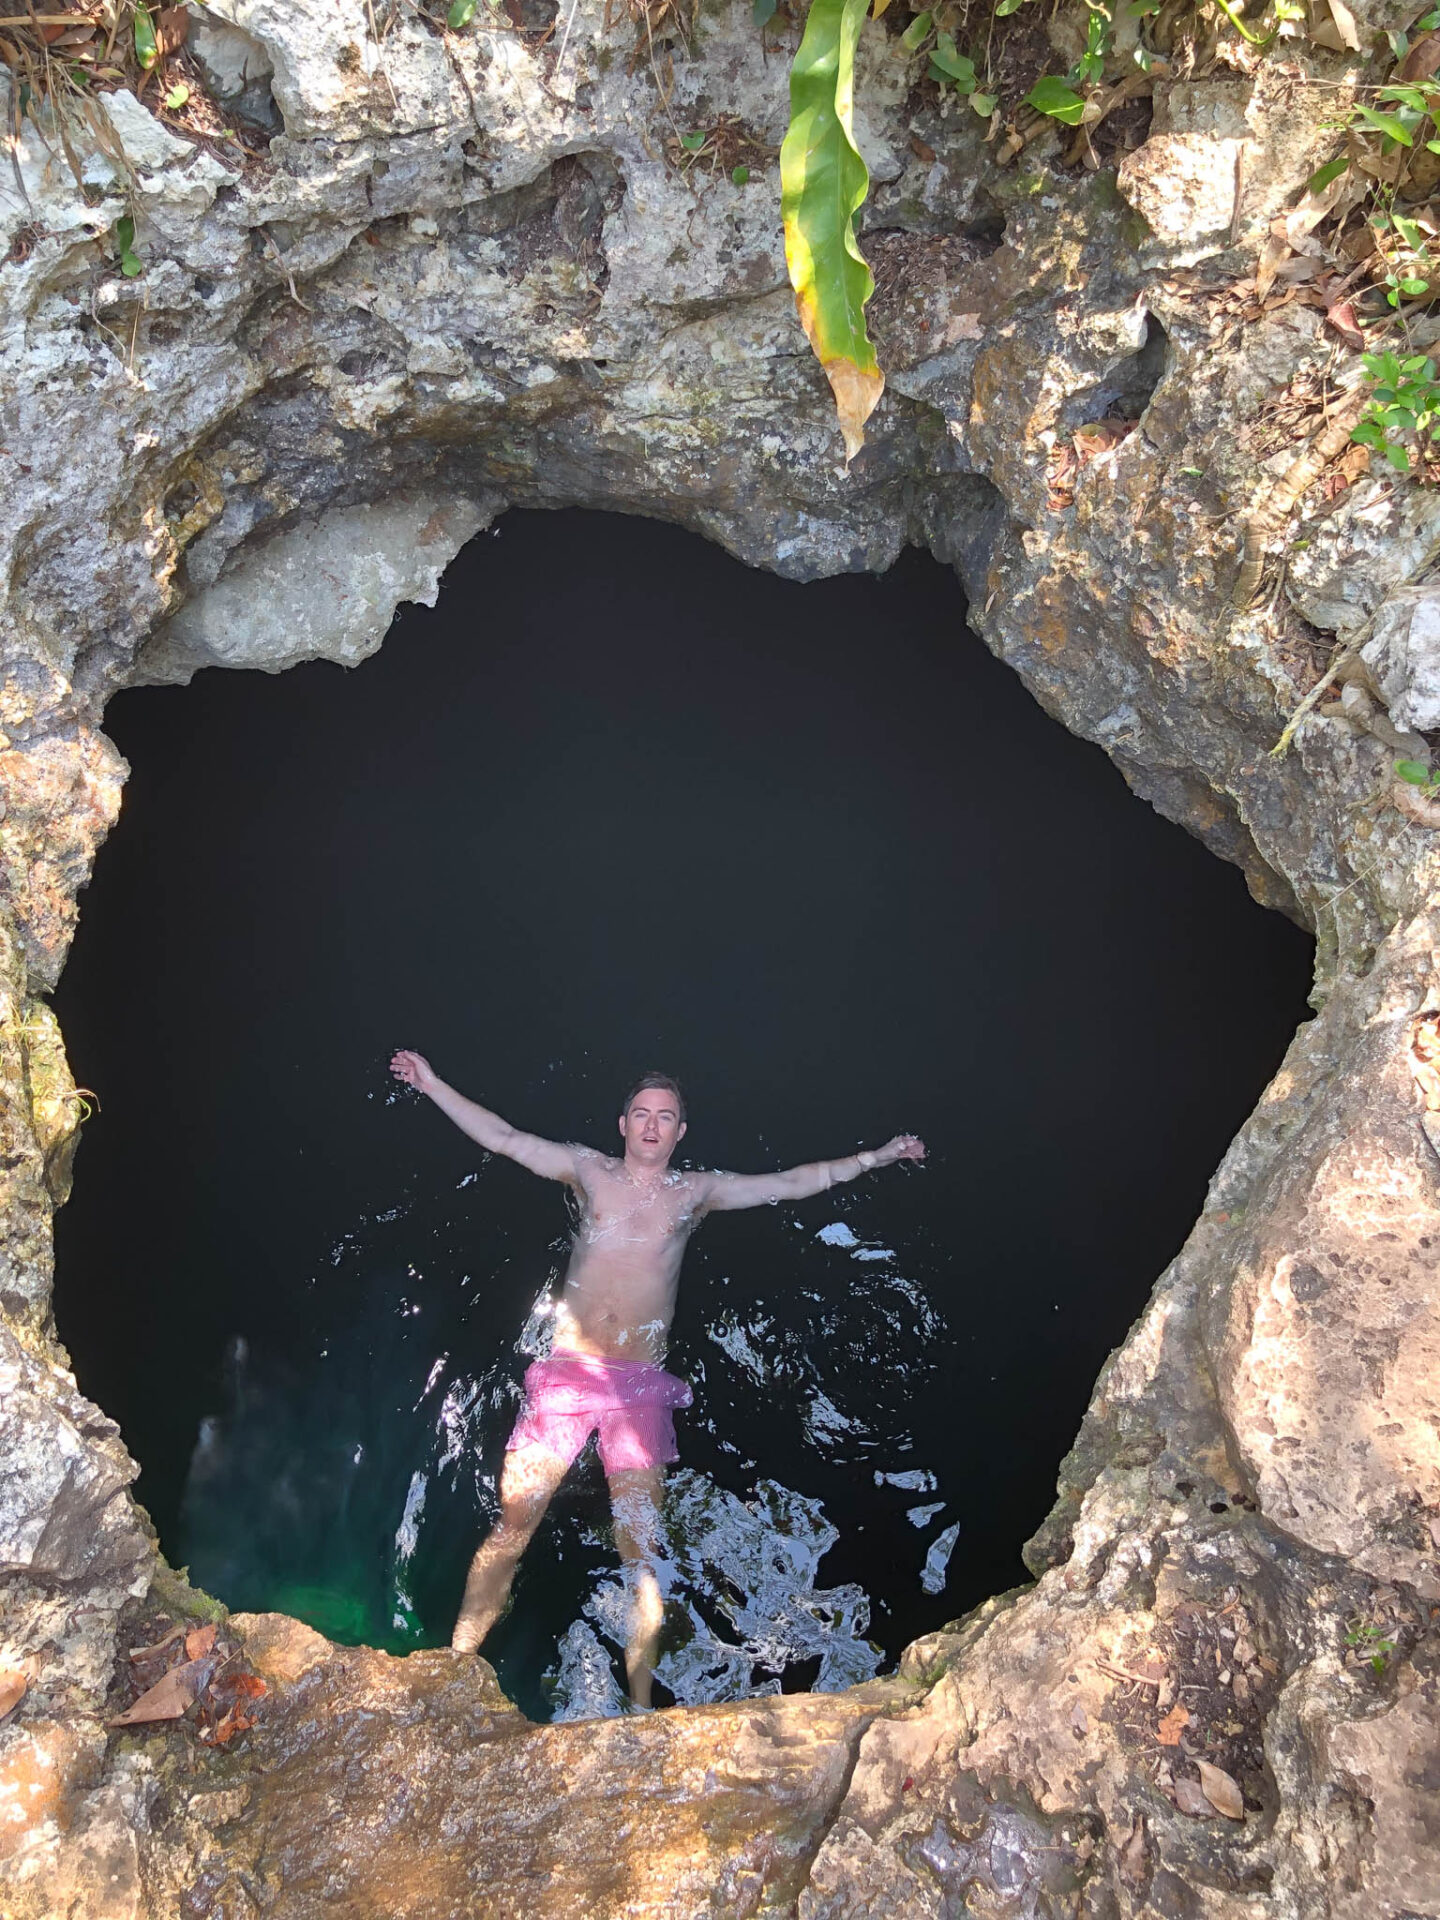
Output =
[
  {"x1": 910, "y1": 136, "x2": 936, "y2": 162},
  {"x1": 1325, "y1": 0, "x2": 1362, "y2": 49},
  {"x1": 108, "y1": 1656, "x2": 210, "y2": 1727},
  {"x1": 1173, "y1": 1776, "x2": 1211, "y2": 1817},
  {"x1": 155, "y1": 4, "x2": 189, "y2": 57},
  {"x1": 185, "y1": 1624, "x2": 217, "y2": 1661},
  {"x1": 1323, "y1": 297, "x2": 1365, "y2": 350},
  {"x1": 0, "y1": 1672, "x2": 26, "y2": 1723},
  {"x1": 1116, "y1": 1813, "x2": 1148, "y2": 1888},
  {"x1": 1074, "y1": 418, "x2": 1138, "y2": 464},
  {"x1": 1197, "y1": 1758, "x2": 1244, "y2": 1819},
  {"x1": 1157, "y1": 1704, "x2": 1190, "y2": 1746},
  {"x1": 1398, "y1": 28, "x2": 1440, "y2": 79}
]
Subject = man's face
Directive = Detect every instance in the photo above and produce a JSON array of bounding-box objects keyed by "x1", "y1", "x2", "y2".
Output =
[{"x1": 619, "y1": 1089, "x2": 686, "y2": 1167}]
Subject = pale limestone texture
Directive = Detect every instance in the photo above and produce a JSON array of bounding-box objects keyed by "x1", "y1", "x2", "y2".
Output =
[{"x1": 0, "y1": 0, "x2": 1439, "y2": 1912}]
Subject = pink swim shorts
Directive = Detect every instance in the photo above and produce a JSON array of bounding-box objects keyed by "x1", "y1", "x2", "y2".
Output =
[{"x1": 506, "y1": 1347, "x2": 693, "y2": 1476}]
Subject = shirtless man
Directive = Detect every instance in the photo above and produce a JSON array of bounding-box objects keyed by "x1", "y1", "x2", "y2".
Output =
[{"x1": 389, "y1": 1052, "x2": 925, "y2": 1707}]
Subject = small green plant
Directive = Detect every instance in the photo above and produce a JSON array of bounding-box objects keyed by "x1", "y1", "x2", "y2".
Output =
[
  {"x1": 1352, "y1": 350, "x2": 1440, "y2": 473},
  {"x1": 447, "y1": 0, "x2": 478, "y2": 26},
  {"x1": 133, "y1": 1, "x2": 159, "y2": 70},
  {"x1": 1344, "y1": 1620, "x2": 1397, "y2": 1676},
  {"x1": 1396, "y1": 757, "x2": 1440, "y2": 793},
  {"x1": 1025, "y1": 1, "x2": 1111, "y2": 125},
  {"x1": 926, "y1": 31, "x2": 995, "y2": 115},
  {"x1": 112, "y1": 215, "x2": 142, "y2": 278}
]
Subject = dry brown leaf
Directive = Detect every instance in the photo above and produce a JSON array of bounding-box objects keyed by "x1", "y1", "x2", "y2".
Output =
[
  {"x1": 1174, "y1": 1776, "x2": 1211, "y2": 1816},
  {"x1": 1117, "y1": 1814, "x2": 1148, "y2": 1888},
  {"x1": 1400, "y1": 29, "x2": 1440, "y2": 78},
  {"x1": 1157, "y1": 1703, "x2": 1190, "y2": 1746},
  {"x1": 155, "y1": 5, "x2": 189, "y2": 57},
  {"x1": 1325, "y1": 0, "x2": 1362, "y2": 47},
  {"x1": 1197, "y1": 1758, "x2": 1245, "y2": 1819},
  {"x1": 129, "y1": 1625, "x2": 185, "y2": 1663},
  {"x1": 185, "y1": 1624, "x2": 217, "y2": 1661},
  {"x1": 0, "y1": 1671, "x2": 26, "y2": 1723},
  {"x1": 108, "y1": 1656, "x2": 210, "y2": 1728},
  {"x1": 1074, "y1": 419, "x2": 1138, "y2": 464},
  {"x1": 1324, "y1": 296, "x2": 1366, "y2": 350}
]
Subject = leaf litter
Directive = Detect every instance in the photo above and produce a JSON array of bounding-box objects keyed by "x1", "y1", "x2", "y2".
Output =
[{"x1": 108, "y1": 1616, "x2": 266, "y2": 1746}]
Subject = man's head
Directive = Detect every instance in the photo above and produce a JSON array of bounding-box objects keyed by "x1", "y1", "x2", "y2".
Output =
[{"x1": 618, "y1": 1073, "x2": 687, "y2": 1170}]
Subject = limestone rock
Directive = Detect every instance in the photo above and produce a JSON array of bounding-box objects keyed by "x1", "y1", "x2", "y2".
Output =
[
  {"x1": 1362, "y1": 581, "x2": 1440, "y2": 735},
  {"x1": 132, "y1": 493, "x2": 501, "y2": 683}
]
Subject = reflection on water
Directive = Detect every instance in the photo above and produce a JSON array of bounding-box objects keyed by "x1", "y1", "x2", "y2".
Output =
[{"x1": 179, "y1": 1161, "x2": 957, "y2": 1720}]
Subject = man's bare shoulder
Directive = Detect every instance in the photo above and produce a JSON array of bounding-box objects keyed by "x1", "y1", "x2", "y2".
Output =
[{"x1": 568, "y1": 1144, "x2": 623, "y2": 1183}]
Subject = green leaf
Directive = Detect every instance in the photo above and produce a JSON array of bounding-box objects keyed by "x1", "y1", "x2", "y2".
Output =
[
  {"x1": 754, "y1": 0, "x2": 778, "y2": 26},
  {"x1": 970, "y1": 90, "x2": 997, "y2": 114},
  {"x1": 1387, "y1": 25, "x2": 1408, "y2": 53},
  {"x1": 780, "y1": 0, "x2": 884, "y2": 462},
  {"x1": 1392, "y1": 214, "x2": 1426, "y2": 248},
  {"x1": 1353, "y1": 106, "x2": 1416, "y2": 145},
  {"x1": 1308, "y1": 156, "x2": 1350, "y2": 194},
  {"x1": 120, "y1": 250, "x2": 142, "y2": 277},
  {"x1": 1385, "y1": 441, "x2": 1413, "y2": 470},
  {"x1": 731, "y1": 163, "x2": 750, "y2": 184},
  {"x1": 994, "y1": 0, "x2": 1025, "y2": 12},
  {"x1": 900, "y1": 7, "x2": 932, "y2": 45},
  {"x1": 447, "y1": 0, "x2": 477, "y2": 25},
  {"x1": 1026, "y1": 75, "x2": 1087, "y2": 122},
  {"x1": 680, "y1": 129, "x2": 708, "y2": 149},
  {"x1": 164, "y1": 81, "x2": 190, "y2": 110},
  {"x1": 133, "y1": 3, "x2": 158, "y2": 69},
  {"x1": 1399, "y1": 276, "x2": 1430, "y2": 295},
  {"x1": 1396, "y1": 759, "x2": 1434, "y2": 784},
  {"x1": 929, "y1": 32, "x2": 976, "y2": 84}
]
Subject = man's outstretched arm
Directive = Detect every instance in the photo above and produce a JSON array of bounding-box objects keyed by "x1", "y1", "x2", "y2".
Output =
[
  {"x1": 390, "y1": 1051, "x2": 583, "y2": 1184},
  {"x1": 700, "y1": 1134, "x2": 925, "y2": 1212}
]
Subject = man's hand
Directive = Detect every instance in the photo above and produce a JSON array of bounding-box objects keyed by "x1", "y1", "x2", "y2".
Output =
[
  {"x1": 391, "y1": 1049, "x2": 438, "y2": 1095},
  {"x1": 873, "y1": 1134, "x2": 926, "y2": 1167}
]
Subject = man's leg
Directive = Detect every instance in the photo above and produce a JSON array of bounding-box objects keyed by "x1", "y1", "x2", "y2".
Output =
[
  {"x1": 606, "y1": 1465, "x2": 665, "y2": 1708},
  {"x1": 452, "y1": 1444, "x2": 571, "y2": 1653}
]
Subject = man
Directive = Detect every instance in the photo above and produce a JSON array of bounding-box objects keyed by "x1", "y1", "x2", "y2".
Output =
[{"x1": 389, "y1": 1051, "x2": 925, "y2": 1708}]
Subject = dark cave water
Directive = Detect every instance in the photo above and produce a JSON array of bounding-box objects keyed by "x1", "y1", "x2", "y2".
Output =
[{"x1": 53, "y1": 510, "x2": 1313, "y2": 1720}]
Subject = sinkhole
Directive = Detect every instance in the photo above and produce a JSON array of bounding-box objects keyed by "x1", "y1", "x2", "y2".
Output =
[{"x1": 53, "y1": 508, "x2": 1313, "y2": 1721}]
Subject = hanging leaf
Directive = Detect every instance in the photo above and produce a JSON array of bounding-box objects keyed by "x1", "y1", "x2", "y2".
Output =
[
  {"x1": 133, "y1": 3, "x2": 158, "y2": 68},
  {"x1": 780, "y1": 0, "x2": 884, "y2": 464},
  {"x1": 900, "y1": 8, "x2": 932, "y2": 47},
  {"x1": 1308, "y1": 155, "x2": 1350, "y2": 194},
  {"x1": 1026, "y1": 75, "x2": 1087, "y2": 123}
]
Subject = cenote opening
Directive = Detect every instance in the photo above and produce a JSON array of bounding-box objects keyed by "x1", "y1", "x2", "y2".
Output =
[{"x1": 54, "y1": 509, "x2": 1313, "y2": 1721}]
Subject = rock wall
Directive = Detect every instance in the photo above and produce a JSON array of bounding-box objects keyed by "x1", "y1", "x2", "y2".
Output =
[{"x1": 0, "y1": 0, "x2": 1437, "y2": 1912}]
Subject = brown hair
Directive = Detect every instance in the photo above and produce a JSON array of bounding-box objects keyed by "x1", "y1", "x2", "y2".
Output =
[{"x1": 621, "y1": 1073, "x2": 686, "y2": 1123}]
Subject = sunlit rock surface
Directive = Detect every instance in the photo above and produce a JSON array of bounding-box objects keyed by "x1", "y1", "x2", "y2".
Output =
[{"x1": 1, "y1": 0, "x2": 1439, "y2": 1910}]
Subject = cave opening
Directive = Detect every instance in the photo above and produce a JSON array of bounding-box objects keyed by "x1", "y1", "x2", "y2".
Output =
[{"x1": 52, "y1": 507, "x2": 1313, "y2": 1722}]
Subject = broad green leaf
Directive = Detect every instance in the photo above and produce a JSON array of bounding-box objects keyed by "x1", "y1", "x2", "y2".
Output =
[
  {"x1": 164, "y1": 81, "x2": 190, "y2": 110},
  {"x1": 754, "y1": 0, "x2": 779, "y2": 22},
  {"x1": 1392, "y1": 214, "x2": 1426, "y2": 248},
  {"x1": 1396, "y1": 759, "x2": 1434, "y2": 784},
  {"x1": 1399, "y1": 276, "x2": 1430, "y2": 295},
  {"x1": 1385, "y1": 441, "x2": 1413, "y2": 469},
  {"x1": 1308, "y1": 156, "x2": 1349, "y2": 194},
  {"x1": 1376, "y1": 84, "x2": 1431, "y2": 109},
  {"x1": 731, "y1": 163, "x2": 751, "y2": 184},
  {"x1": 995, "y1": 0, "x2": 1025, "y2": 13},
  {"x1": 970, "y1": 90, "x2": 997, "y2": 114},
  {"x1": 680, "y1": 130, "x2": 708, "y2": 149},
  {"x1": 447, "y1": 0, "x2": 477, "y2": 25},
  {"x1": 1353, "y1": 106, "x2": 1416, "y2": 144},
  {"x1": 1026, "y1": 75, "x2": 1086, "y2": 122},
  {"x1": 900, "y1": 8, "x2": 932, "y2": 46},
  {"x1": 133, "y1": 3, "x2": 158, "y2": 69},
  {"x1": 929, "y1": 32, "x2": 976, "y2": 83},
  {"x1": 781, "y1": 0, "x2": 884, "y2": 463}
]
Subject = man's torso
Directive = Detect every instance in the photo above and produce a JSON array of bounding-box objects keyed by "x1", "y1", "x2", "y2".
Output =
[{"x1": 552, "y1": 1155, "x2": 708, "y2": 1361}]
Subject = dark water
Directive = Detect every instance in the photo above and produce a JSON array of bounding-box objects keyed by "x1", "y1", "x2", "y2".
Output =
[{"x1": 53, "y1": 510, "x2": 1312, "y2": 1719}]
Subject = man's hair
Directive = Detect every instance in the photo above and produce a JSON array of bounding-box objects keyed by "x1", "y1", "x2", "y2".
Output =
[{"x1": 621, "y1": 1072, "x2": 687, "y2": 1123}]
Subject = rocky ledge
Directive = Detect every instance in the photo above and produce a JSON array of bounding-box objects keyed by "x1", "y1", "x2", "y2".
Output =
[{"x1": 0, "y1": 0, "x2": 1437, "y2": 1912}]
